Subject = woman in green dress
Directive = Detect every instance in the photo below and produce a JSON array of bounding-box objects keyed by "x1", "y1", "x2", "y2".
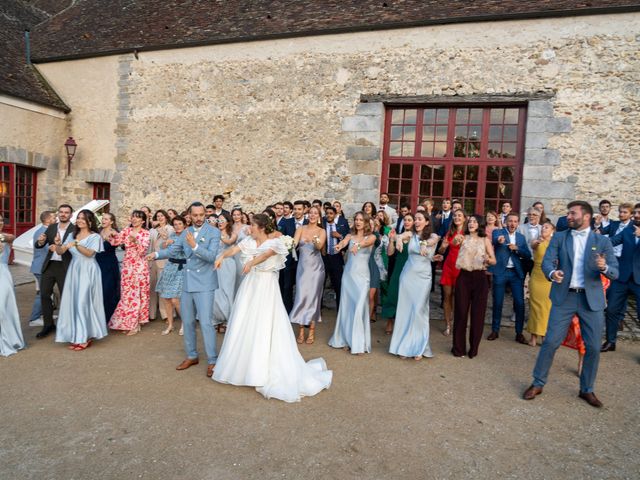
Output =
[{"x1": 381, "y1": 213, "x2": 414, "y2": 335}]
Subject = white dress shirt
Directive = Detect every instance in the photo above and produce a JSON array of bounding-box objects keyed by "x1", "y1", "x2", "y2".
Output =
[
  {"x1": 569, "y1": 228, "x2": 589, "y2": 289},
  {"x1": 506, "y1": 230, "x2": 517, "y2": 268},
  {"x1": 612, "y1": 220, "x2": 630, "y2": 257},
  {"x1": 50, "y1": 224, "x2": 69, "y2": 262}
]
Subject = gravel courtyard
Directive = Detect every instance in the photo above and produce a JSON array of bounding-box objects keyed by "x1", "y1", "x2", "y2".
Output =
[{"x1": 2, "y1": 283, "x2": 639, "y2": 480}]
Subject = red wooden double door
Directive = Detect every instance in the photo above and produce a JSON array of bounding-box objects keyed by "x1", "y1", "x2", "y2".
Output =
[{"x1": 0, "y1": 163, "x2": 38, "y2": 237}]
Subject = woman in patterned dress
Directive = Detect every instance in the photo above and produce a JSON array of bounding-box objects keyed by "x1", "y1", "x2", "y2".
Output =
[{"x1": 108, "y1": 210, "x2": 151, "y2": 335}]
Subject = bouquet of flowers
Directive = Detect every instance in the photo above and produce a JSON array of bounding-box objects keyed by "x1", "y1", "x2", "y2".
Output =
[{"x1": 281, "y1": 235, "x2": 297, "y2": 260}]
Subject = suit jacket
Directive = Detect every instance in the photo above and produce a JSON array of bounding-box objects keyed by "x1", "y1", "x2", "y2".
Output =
[
  {"x1": 156, "y1": 222, "x2": 220, "y2": 293},
  {"x1": 438, "y1": 212, "x2": 453, "y2": 237},
  {"x1": 30, "y1": 224, "x2": 48, "y2": 274},
  {"x1": 395, "y1": 216, "x2": 404, "y2": 234},
  {"x1": 609, "y1": 224, "x2": 640, "y2": 284},
  {"x1": 322, "y1": 217, "x2": 350, "y2": 256},
  {"x1": 542, "y1": 229, "x2": 618, "y2": 310},
  {"x1": 556, "y1": 215, "x2": 569, "y2": 232},
  {"x1": 517, "y1": 222, "x2": 542, "y2": 255},
  {"x1": 599, "y1": 220, "x2": 628, "y2": 238},
  {"x1": 490, "y1": 228, "x2": 532, "y2": 279},
  {"x1": 277, "y1": 217, "x2": 296, "y2": 237},
  {"x1": 35, "y1": 222, "x2": 74, "y2": 273}
]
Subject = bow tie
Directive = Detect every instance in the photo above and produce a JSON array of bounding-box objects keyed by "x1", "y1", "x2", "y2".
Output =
[{"x1": 571, "y1": 229, "x2": 589, "y2": 237}]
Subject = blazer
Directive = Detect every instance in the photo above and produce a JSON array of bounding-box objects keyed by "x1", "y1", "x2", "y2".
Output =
[
  {"x1": 30, "y1": 224, "x2": 48, "y2": 274},
  {"x1": 490, "y1": 228, "x2": 532, "y2": 279},
  {"x1": 322, "y1": 217, "x2": 350, "y2": 240},
  {"x1": 599, "y1": 220, "x2": 629, "y2": 238},
  {"x1": 517, "y1": 222, "x2": 542, "y2": 255},
  {"x1": 34, "y1": 222, "x2": 74, "y2": 273},
  {"x1": 609, "y1": 224, "x2": 640, "y2": 283},
  {"x1": 438, "y1": 212, "x2": 453, "y2": 237},
  {"x1": 156, "y1": 222, "x2": 220, "y2": 293},
  {"x1": 541, "y1": 229, "x2": 618, "y2": 311},
  {"x1": 277, "y1": 217, "x2": 296, "y2": 237},
  {"x1": 556, "y1": 215, "x2": 569, "y2": 232}
]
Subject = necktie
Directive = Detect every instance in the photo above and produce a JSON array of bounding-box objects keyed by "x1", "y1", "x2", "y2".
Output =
[{"x1": 328, "y1": 224, "x2": 335, "y2": 255}]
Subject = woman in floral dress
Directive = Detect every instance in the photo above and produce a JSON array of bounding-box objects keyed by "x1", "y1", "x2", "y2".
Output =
[{"x1": 108, "y1": 210, "x2": 151, "y2": 335}]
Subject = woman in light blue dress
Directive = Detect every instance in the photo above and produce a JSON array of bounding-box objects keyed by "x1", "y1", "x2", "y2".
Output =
[
  {"x1": 55, "y1": 209, "x2": 108, "y2": 351},
  {"x1": 328, "y1": 212, "x2": 377, "y2": 355},
  {"x1": 389, "y1": 212, "x2": 439, "y2": 360},
  {"x1": 213, "y1": 212, "x2": 239, "y2": 333},
  {"x1": 290, "y1": 206, "x2": 327, "y2": 344},
  {"x1": 0, "y1": 220, "x2": 25, "y2": 357}
]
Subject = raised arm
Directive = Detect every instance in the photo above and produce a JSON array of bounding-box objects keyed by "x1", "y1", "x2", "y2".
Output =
[{"x1": 214, "y1": 244, "x2": 242, "y2": 269}]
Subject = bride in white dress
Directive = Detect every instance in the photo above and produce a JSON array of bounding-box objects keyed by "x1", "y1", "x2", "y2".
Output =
[{"x1": 213, "y1": 213, "x2": 332, "y2": 402}]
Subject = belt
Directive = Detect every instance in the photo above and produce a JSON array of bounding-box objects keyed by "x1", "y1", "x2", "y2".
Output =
[
  {"x1": 169, "y1": 258, "x2": 187, "y2": 270},
  {"x1": 568, "y1": 287, "x2": 585, "y2": 293}
]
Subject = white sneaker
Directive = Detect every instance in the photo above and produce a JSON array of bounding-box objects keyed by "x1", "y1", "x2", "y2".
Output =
[
  {"x1": 29, "y1": 318, "x2": 44, "y2": 327},
  {"x1": 179, "y1": 325, "x2": 184, "y2": 336}
]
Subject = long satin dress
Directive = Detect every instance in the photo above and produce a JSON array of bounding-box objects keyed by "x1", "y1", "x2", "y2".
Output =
[
  {"x1": 96, "y1": 237, "x2": 121, "y2": 323},
  {"x1": 213, "y1": 238, "x2": 238, "y2": 326},
  {"x1": 526, "y1": 240, "x2": 552, "y2": 336},
  {"x1": 213, "y1": 237, "x2": 332, "y2": 402},
  {"x1": 290, "y1": 240, "x2": 325, "y2": 326},
  {"x1": 328, "y1": 239, "x2": 372, "y2": 354},
  {"x1": 55, "y1": 233, "x2": 109, "y2": 344},
  {"x1": 389, "y1": 235, "x2": 436, "y2": 358},
  {"x1": 381, "y1": 242, "x2": 409, "y2": 319},
  {"x1": 0, "y1": 243, "x2": 26, "y2": 356}
]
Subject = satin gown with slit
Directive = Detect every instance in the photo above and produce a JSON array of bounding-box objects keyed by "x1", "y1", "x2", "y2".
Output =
[
  {"x1": 55, "y1": 233, "x2": 109, "y2": 344},
  {"x1": 328, "y1": 239, "x2": 372, "y2": 354},
  {"x1": 289, "y1": 240, "x2": 325, "y2": 326},
  {"x1": 389, "y1": 235, "x2": 435, "y2": 358},
  {"x1": 0, "y1": 244, "x2": 25, "y2": 356},
  {"x1": 213, "y1": 237, "x2": 332, "y2": 402}
]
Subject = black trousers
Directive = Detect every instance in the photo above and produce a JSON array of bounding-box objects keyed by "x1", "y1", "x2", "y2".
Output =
[
  {"x1": 323, "y1": 253, "x2": 344, "y2": 308},
  {"x1": 40, "y1": 261, "x2": 67, "y2": 328},
  {"x1": 452, "y1": 270, "x2": 489, "y2": 357},
  {"x1": 279, "y1": 266, "x2": 296, "y2": 314}
]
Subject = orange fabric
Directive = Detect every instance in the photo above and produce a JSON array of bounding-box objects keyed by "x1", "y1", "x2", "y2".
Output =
[{"x1": 562, "y1": 275, "x2": 610, "y2": 354}]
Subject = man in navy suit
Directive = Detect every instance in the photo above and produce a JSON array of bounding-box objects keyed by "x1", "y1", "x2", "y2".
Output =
[
  {"x1": 601, "y1": 203, "x2": 640, "y2": 352},
  {"x1": 488, "y1": 212, "x2": 532, "y2": 343},
  {"x1": 278, "y1": 202, "x2": 298, "y2": 313},
  {"x1": 524, "y1": 201, "x2": 618, "y2": 407},
  {"x1": 437, "y1": 198, "x2": 453, "y2": 237},
  {"x1": 322, "y1": 206, "x2": 350, "y2": 308}
]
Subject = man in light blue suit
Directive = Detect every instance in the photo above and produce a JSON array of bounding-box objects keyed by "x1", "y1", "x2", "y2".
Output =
[
  {"x1": 151, "y1": 202, "x2": 220, "y2": 377},
  {"x1": 524, "y1": 201, "x2": 618, "y2": 408},
  {"x1": 28, "y1": 211, "x2": 56, "y2": 326},
  {"x1": 488, "y1": 212, "x2": 532, "y2": 343}
]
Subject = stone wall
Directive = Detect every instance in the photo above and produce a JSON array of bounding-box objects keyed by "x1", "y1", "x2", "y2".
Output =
[
  {"x1": 0, "y1": 99, "x2": 67, "y2": 214},
  {"x1": 34, "y1": 12, "x2": 640, "y2": 219}
]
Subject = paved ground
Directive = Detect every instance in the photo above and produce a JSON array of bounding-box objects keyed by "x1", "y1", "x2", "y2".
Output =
[{"x1": 2, "y1": 282, "x2": 639, "y2": 480}]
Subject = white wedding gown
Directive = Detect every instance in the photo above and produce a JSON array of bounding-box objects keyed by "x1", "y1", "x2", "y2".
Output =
[{"x1": 212, "y1": 237, "x2": 332, "y2": 402}]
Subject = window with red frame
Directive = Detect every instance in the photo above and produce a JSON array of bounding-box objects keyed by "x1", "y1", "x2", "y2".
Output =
[
  {"x1": 381, "y1": 105, "x2": 526, "y2": 215},
  {"x1": 93, "y1": 183, "x2": 111, "y2": 212}
]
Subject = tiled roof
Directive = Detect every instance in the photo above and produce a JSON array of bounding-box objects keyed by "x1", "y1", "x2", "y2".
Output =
[
  {"x1": 30, "y1": 0, "x2": 640, "y2": 62},
  {"x1": 0, "y1": 1, "x2": 69, "y2": 111}
]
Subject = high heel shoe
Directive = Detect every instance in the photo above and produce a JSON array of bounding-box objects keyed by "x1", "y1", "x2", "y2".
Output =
[
  {"x1": 305, "y1": 324, "x2": 315, "y2": 344},
  {"x1": 297, "y1": 327, "x2": 305, "y2": 344},
  {"x1": 126, "y1": 325, "x2": 141, "y2": 336},
  {"x1": 162, "y1": 326, "x2": 173, "y2": 335},
  {"x1": 443, "y1": 321, "x2": 451, "y2": 336}
]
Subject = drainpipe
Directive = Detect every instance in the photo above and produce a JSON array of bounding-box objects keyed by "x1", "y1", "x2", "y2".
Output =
[{"x1": 24, "y1": 30, "x2": 31, "y2": 65}]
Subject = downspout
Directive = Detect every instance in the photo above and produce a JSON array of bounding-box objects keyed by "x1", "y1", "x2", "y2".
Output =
[{"x1": 24, "y1": 30, "x2": 31, "y2": 64}]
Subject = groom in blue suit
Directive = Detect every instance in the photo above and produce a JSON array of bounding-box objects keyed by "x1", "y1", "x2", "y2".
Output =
[
  {"x1": 488, "y1": 212, "x2": 531, "y2": 343},
  {"x1": 524, "y1": 201, "x2": 618, "y2": 408},
  {"x1": 152, "y1": 202, "x2": 220, "y2": 377}
]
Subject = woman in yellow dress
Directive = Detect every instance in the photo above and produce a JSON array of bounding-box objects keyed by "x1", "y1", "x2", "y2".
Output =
[{"x1": 526, "y1": 221, "x2": 555, "y2": 346}]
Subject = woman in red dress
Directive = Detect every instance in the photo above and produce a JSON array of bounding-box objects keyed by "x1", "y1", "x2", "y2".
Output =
[
  {"x1": 108, "y1": 210, "x2": 151, "y2": 335},
  {"x1": 562, "y1": 275, "x2": 611, "y2": 376},
  {"x1": 433, "y1": 209, "x2": 467, "y2": 336}
]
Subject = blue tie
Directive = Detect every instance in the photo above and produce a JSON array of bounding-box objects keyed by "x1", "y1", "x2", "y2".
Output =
[{"x1": 328, "y1": 224, "x2": 335, "y2": 255}]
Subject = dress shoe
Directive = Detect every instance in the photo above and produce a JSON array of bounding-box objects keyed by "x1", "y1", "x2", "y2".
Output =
[
  {"x1": 206, "y1": 364, "x2": 215, "y2": 378},
  {"x1": 600, "y1": 341, "x2": 616, "y2": 352},
  {"x1": 515, "y1": 333, "x2": 527, "y2": 344},
  {"x1": 487, "y1": 331, "x2": 499, "y2": 341},
  {"x1": 578, "y1": 391, "x2": 603, "y2": 408},
  {"x1": 523, "y1": 385, "x2": 543, "y2": 400},
  {"x1": 36, "y1": 325, "x2": 56, "y2": 339},
  {"x1": 176, "y1": 358, "x2": 199, "y2": 370}
]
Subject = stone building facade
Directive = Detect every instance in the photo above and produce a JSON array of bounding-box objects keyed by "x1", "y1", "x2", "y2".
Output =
[{"x1": 1, "y1": 2, "x2": 639, "y2": 232}]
